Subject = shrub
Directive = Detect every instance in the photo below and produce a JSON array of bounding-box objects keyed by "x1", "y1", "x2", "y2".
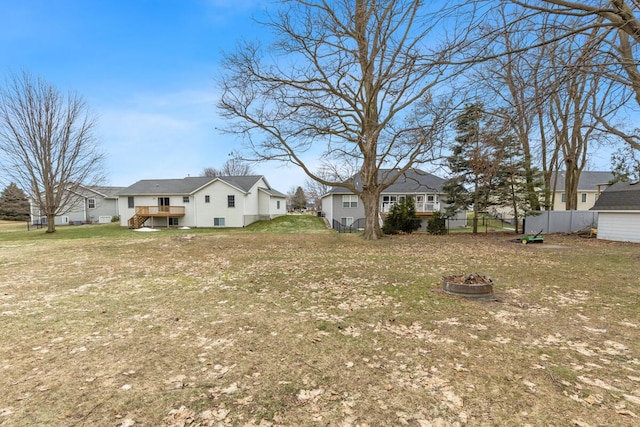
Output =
[
  {"x1": 427, "y1": 211, "x2": 448, "y2": 235},
  {"x1": 383, "y1": 198, "x2": 421, "y2": 234}
]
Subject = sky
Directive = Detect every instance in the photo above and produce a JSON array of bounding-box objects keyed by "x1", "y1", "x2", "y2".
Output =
[
  {"x1": 0, "y1": 0, "x2": 310, "y2": 193},
  {"x1": 0, "y1": 1, "x2": 623, "y2": 195}
]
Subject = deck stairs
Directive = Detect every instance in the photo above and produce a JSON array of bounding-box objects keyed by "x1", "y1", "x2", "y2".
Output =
[{"x1": 128, "y1": 214, "x2": 149, "y2": 229}]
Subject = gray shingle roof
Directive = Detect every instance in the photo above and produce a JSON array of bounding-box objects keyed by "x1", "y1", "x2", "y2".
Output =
[
  {"x1": 326, "y1": 168, "x2": 446, "y2": 194},
  {"x1": 551, "y1": 171, "x2": 614, "y2": 191},
  {"x1": 116, "y1": 176, "x2": 266, "y2": 196},
  {"x1": 591, "y1": 181, "x2": 640, "y2": 211},
  {"x1": 89, "y1": 186, "x2": 126, "y2": 198}
]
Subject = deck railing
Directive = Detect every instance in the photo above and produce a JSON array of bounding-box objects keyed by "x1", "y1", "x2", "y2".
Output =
[
  {"x1": 134, "y1": 206, "x2": 186, "y2": 216},
  {"x1": 381, "y1": 202, "x2": 438, "y2": 213}
]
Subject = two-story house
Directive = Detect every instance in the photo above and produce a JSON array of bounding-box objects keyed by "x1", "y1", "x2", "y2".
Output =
[{"x1": 321, "y1": 168, "x2": 460, "y2": 231}]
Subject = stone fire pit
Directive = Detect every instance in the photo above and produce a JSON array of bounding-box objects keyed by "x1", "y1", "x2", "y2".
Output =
[{"x1": 442, "y1": 273, "x2": 495, "y2": 301}]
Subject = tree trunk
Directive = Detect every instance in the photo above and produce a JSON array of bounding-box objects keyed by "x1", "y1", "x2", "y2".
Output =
[
  {"x1": 472, "y1": 176, "x2": 479, "y2": 234},
  {"x1": 46, "y1": 214, "x2": 56, "y2": 233},
  {"x1": 361, "y1": 187, "x2": 382, "y2": 240}
]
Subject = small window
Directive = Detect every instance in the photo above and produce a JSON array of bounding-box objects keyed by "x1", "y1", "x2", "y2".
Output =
[
  {"x1": 342, "y1": 195, "x2": 358, "y2": 208},
  {"x1": 169, "y1": 217, "x2": 179, "y2": 226},
  {"x1": 277, "y1": 200, "x2": 281, "y2": 209},
  {"x1": 214, "y1": 217, "x2": 225, "y2": 226},
  {"x1": 581, "y1": 193, "x2": 587, "y2": 203},
  {"x1": 183, "y1": 196, "x2": 189, "y2": 203},
  {"x1": 128, "y1": 196, "x2": 134, "y2": 209},
  {"x1": 87, "y1": 198, "x2": 96, "y2": 209},
  {"x1": 205, "y1": 195, "x2": 210, "y2": 203},
  {"x1": 228, "y1": 195, "x2": 235, "y2": 208},
  {"x1": 561, "y1": 193, "x2": 566, "y2": 203}
]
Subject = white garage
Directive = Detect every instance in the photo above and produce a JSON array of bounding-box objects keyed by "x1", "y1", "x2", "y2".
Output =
[{"x1": 591, "y1": 181, "x2": 640, "y2": 243}]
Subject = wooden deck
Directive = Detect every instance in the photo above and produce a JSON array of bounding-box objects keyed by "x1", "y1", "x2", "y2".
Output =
[
  {"x1": 134, "y1": 206, "x2": 186, "y2": 217},
  {"x1": 128, "y1": 206, "x2": 186, "y2": 228}
]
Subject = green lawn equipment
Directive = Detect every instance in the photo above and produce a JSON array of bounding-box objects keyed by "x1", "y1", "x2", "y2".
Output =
[{"x1": 521, "y1": 229, "x2": 544, "y2": 244}]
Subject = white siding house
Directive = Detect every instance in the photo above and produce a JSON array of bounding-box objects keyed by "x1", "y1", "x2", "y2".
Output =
[
  {"x1": 117, "y1": 176, "x2": 287, "y2": 228},
  {"x1": 591, "y1": 181, "x2": 640, "y2": 243}
]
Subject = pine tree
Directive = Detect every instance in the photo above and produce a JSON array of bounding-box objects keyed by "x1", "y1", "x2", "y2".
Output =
[
  {"x1": 492, "y1": 135, "x2": 539, "y2": 233},
  {"x1": 291, "y1": 186, "x2": 308, "y2": 211},
  {"x1": 443, "y1": 103, "x2": 496, "y2": 233},
  {"x1": 0, "y1": 182, "x2": 30, "y2": 221}
]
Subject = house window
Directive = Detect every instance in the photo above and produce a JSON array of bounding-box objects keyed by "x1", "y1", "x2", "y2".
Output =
[
  {"x1": 128, "y1": 196, "x2": 134, "y2": 209},
  {"x1": 581, "y1": 193, "x2": 587, "y2": 203},
  {"x1": 87, "y1": 198, "x2": 96, "y2": 209},
  {"x1": 382, "y1": 195, "x2": 397, "y2": 212},
  {"x1": 277, "y1": 201, "x2": 281, "y2": 209},
  {"x1": 169, "y1": 217, "x2": 179, "y2": 226},
  {"x1": 183, "y1": 196, "x2": 189, "y2": 203},
  {"x1": 228, "y1": 195, "x2": 235, "y2": 208},
  {"x1": 214, "y1": 217, "x2": 225, "y2": 226},
  {"x1": 205, "y1": 195, "x2": 210, "y2": 203},
  {"x1": 561, "y1": 193, "x2": 566, "y2": 203},
  {"x1": 340, "y1": 217, "x2": 354, "y2": 227},
  {"x1": 342, "y1": 195, "x2": 358, "y2": 208}
]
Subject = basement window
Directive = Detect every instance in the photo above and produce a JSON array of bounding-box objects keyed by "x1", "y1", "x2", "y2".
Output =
[{"x1": 214, "y1": 217, "x2": 225, "y2": 227}]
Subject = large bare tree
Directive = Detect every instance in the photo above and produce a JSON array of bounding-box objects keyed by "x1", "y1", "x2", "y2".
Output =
[
  {"x1": 510, "y1": 0, "x2": 640, "y2": 152},
  {"x1": 218, "y1": 0, "x2": 473, "y2": 239},
  {"x1": 0, "y1": 72, "x2": 104, "y2": 233}
]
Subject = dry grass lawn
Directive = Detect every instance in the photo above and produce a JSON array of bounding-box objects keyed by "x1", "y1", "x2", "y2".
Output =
[{"x1": 0, "y1": 218, "x2": 639, "y2": 426}]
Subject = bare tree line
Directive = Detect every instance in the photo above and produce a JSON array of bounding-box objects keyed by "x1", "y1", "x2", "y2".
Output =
[
  {"x1": 2, "y1": 1, "x2": 640, "y2": 238},
  {"x1": 217, "y1": 0, "x2": 640, "y2": 238}
]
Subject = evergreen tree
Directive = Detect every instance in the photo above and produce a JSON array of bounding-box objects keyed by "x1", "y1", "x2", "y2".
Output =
[
  {"x1": 0, "y1": 182, "x2": 30, "y2": 221},
  {"x1": 382, "y1": 197, "x2": 420, "y2": 234},
  {"x1": 492, "y1": 135, "x2": 540, "y2": 233},
  {"x1": 291, "y1": 186, "x2": 308, "y2": 211},
  {"x1": 443, "y1": 103, "x2": 497, "y2": 233}
]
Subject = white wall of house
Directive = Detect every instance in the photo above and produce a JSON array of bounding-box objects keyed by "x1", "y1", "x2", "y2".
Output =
[
  {"x1": 192, "y1": 182, "x2": 246, "y2": 227},
  {"x1": 321, "y1": 194, "x2": 334, "y2": 225},
  {"x1": 597, "y1": 212, "x2": 640, "y2": 243}
]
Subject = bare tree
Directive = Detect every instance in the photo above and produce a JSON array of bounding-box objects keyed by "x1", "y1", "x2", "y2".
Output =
[
  {"x1": 218, "y1": 0, "x2": 474, "y2": 239},
  {"x1": 510, "y1": 0, "x2": 640, "y2": 151},
  {"x1": 0, "y1": 72, "x2": 104, "y2": 233},
  {"x1": 201, "y1": 158, "x2": 255, "y2": 177}
]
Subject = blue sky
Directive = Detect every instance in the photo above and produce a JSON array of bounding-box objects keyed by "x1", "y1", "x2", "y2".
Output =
[{"x1": 0, "y1": 0, "x2": 309, "y2": 193}]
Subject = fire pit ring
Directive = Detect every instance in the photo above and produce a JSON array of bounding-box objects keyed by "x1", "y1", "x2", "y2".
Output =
[{"x1": 442, "y1": 274, "x2": 495, "y2": 301}]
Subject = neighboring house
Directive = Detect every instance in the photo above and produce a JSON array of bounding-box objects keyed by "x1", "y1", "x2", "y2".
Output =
[
  {"x1": 321, "y1": 168, "x2": 462, "y2": 231},
  {"x1": 549, "y1": 171, "x2": 613, "y2": 211},
  {"x1": 29, "y1": 185, "x2": 123, "y2": 226},
  {"x1": 590, "y1": 181, "x2": 640, "y2": 243},
  {"x1": 117, "y1": 175, "x2": 286, "y2": 228}
]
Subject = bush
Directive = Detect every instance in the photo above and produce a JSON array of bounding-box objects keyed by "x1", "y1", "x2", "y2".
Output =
[
  {"x1": 427, "y1": 211, "x2": 448, "y2": 235},
  {"x1": 383, "y1": 198, "x2": 421, "y2": 234}
]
